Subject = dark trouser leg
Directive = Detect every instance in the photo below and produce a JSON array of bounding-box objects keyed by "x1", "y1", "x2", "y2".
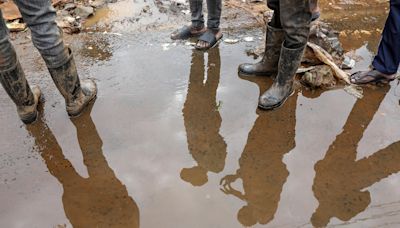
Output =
[
  {"x1": 206, "y1": 0, "x2": 222, "y2": 30},
  {"x1": 372, "y1": 0, "x2": 400, "y2": 75},
  {"x1": 190, "y1": 0, "x2": 205, "y2": 28},
  {"x1": 280, "y1": 0, "x2": 312, "y2": 49},
  {"x1": 267, "y1": 0, "x2": 282, "y2": 29}
]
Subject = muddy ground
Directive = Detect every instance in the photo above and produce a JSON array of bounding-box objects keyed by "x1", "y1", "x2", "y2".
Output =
[{"x1": 1, "y1": 0, "x2": 400, "y2": 227}]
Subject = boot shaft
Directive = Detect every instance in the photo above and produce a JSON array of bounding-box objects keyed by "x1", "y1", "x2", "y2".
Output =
[
  {"x1": 0, "y1": 60, "x2": 34, "y2": 107},
  {"x1": 47, "y1": 48, "x2": 81, "y2": 104},
  {"x1": 276, "y1": 44, "x2": 306, "y2": 85}
]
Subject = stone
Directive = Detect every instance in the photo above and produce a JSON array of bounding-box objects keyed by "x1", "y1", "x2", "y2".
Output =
[
  {"x1": 90, "y1": 0, "x2": 106, "y2": 8},
  {"x1": 74, "y1": 6, "x2": 94, "y2": 19},
  {"x1": 64, "y1": 3, "x2": 76, "y2": 11},
  {"x1": 300, "y1": 65, "x2": 336, "y2": 89}
]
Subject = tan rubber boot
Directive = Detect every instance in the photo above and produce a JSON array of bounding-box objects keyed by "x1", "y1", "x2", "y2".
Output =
[
  {"x1": 48, "y1": 48, "x2": 97, "y2": 117},
  {"x1": 0, "y1": 60, "x2": 41, "y2": 124}
]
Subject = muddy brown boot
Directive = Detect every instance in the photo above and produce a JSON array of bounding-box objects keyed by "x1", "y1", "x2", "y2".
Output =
[
  {"x1": 0, "y1": 61, "x2": 41, "y2": 124},
  {"x1": 238, "y1": 24, "x2": 285, "y2": 76},
  {"x1": 258, "y1": 44, "x2": 305, "y2": 110},
  {"x1": 48, "y1": 48, "x2": 97, "y2": 117}
]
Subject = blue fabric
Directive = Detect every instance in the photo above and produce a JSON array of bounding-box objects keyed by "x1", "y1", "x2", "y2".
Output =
[{"x1": 373, "y1": 0, "x2": 400, "y2": 74}]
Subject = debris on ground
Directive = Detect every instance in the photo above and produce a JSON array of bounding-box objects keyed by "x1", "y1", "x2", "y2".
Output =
[
  {"x1": 0, "y1": 0, "x2": 107, "y2": 34},
  {"x1": 6, "y1": 19, "x2": 27, "y2": 32},
  {"x1": 224, "y1": 38, "x2": 240, "y2": 44},
  {"x1": 300, "y1": 65, "x2": 336, "y2": 89}
]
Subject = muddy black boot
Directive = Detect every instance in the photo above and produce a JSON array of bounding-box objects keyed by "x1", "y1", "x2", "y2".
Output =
[
  {"x1": 258, "y1": 44, "x2": 305, "y2": 110},
  {"x1": 238, "y1": 25, "x2": 285, "y2": 76},
  {"x1": 0, "y1": 61, "x2": 41, "y2": 124},
  {"x1": 48, "y1": 48, "x2": 97, "y2": 117}
]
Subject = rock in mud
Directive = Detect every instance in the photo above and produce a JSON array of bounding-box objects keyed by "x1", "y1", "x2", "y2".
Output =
[
  {"x1": 90, "y1": 0, "x2": 106, "y2": 8},
  {"x1": 300, "y1": 65, "x2": 336, "y2": 89},
  {"x1": 74, "y1": 5, "x2": 94, "y2": 19},
  {"x1": 64, "y1": 3, "x2": 76, "y2": 11},
  {"x1": 308, "y1": 21, "x2": 344, "y2": 61}
]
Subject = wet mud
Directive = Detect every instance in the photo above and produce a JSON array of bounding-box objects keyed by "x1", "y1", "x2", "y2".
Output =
[{"x1": 1, "y1": 0, "x2": 400, "y2": 227}]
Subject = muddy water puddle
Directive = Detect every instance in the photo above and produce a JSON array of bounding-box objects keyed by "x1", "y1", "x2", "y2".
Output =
[{"x1": 1, "y1": 0, "x2": 400, "y2": 227}]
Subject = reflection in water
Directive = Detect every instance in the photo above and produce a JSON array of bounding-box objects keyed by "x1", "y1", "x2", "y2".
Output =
[
  {"x1": 181, "y1": 48, "x2": 227, "y2": 186},
  {"x1": 312, "y1": 86, "x2": 400, "y2": 227},
  {"x1": 26, "y1": 106, "x2": 139, "y2": 227},
  {"x1": 220, "y1": 77, "x2": 297, "y2": 226}
]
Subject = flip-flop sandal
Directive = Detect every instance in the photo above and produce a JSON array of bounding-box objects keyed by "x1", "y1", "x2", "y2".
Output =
[
  {"x1": 195, "y1": 30, "x2": 223, "y2": 51},
  {"x1": 350, "y1": 70, "x2": 397, "y2": 85},
  {"x1": 170, "y1": 25, "x2": 205, "y2": 40}
]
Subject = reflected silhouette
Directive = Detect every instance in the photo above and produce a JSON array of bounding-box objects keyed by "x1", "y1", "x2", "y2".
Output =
[
  {"x1": 220, "y1": 77, "x2": 297, "y2": 226},
  {"x1": 26, "y1": 105, "x2": 139, "y2": 228},
  {"x1": 311, "y1": 86, "x2": 400, "y2": 227},
  {"x1": 181, "y1": 48, "x2": 227, "y2": 186}
]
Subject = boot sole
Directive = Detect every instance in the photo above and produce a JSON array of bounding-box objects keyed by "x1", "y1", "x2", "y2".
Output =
[
  {"x1": 21, "y1": 110, "x2": 39, "y2": 124},
  {"x1": 258, "y1": 90, "x2": 295, "y2": 111},
  {"x1": 238, "y1": 69, "x2": 276, "y2": 77}
]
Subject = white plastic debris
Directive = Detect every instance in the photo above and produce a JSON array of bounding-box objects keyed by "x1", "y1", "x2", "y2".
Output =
[
  {"x1": 224, "y1": 38, "x2": 239, "y2": 44},
  {"x1": 243, "y1": 37, "x2": 254, "y2": 42},
  {"x1": 341, "y1": 56, "x2": 356, "y2": 69}
]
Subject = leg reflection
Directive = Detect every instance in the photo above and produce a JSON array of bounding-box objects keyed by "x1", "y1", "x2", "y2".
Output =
[
  {"x1": 220, "y1": 77, "x2": 297, "y2": 226},
  {"x1": 181, "y1": 48, "x2": 227, "y2": 186},
  {"x1": 311, "y1": 86, "x2": 400, "y2": 227},
  {"x1": 26, "y1": 106, "x2": 139, "y2": 227}
]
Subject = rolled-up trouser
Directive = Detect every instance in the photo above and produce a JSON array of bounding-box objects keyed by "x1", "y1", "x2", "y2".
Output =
[
  {"x1": 189, "y1": 0, "x2": 222, "y2": 30},
  {"x1": 267, "y1": 0, "x2": 312, "y2": 49},
  {"x1": 372, "y1": 0, "x2": 400, "y2": 75},
  {"x1": 0, "y1": 0, "x2": 69, "y2": 70}
]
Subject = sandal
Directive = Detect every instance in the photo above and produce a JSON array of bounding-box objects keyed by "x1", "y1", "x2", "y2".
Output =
[
  {"x1": 170, "y1": 25, "x2": 206, "y2": 40},
  {"x1": 350, "y1": 69, "x2": 397, "y2": 85},
  {"x1": 195, "y1": 29, "x2": 223, "y2": 51}
]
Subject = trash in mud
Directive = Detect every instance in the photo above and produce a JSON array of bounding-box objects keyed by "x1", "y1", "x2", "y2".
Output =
[
  {"x1": 243, "y1": 37, "x2": 254, "y2": 42},
  {"x1": 341, "y1": 56, "x2": 356, "y2": 69},
  {"x1": 344, "y1": 85, "x2": 364, "y2": 99},
  {"x1": 6, "y1": 20, "x2": 27, "y2": 32},
  {"x1": 306, "y1": 42, "x2": 351, "y2": 84},
  {"x1": 224, "y1": 38, "x2": 240, "y2": 44}
]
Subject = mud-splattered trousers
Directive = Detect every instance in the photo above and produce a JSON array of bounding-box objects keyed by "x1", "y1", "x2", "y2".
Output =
[
  {"x1": 0, "y1": 0, "x2": 69, "y2": 72},
  {"x1": 372, "y1": 0, "x2": 400, "y2": 74},
  {"x1": 189, "y1": 0, "x2": 221, "y2": 30},
  {"x1": 266, "y1": 0, "x2": 312, "y2": 49}
]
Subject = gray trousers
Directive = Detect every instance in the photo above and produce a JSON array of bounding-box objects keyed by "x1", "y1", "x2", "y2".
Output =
[
  {"x1": 189, "y1": 0, "x2": 221, "y2": 30},
  {"x1": 267, "y1": 0, "x2": 312, "y2": 49},
  {"x1": 0, "y1": 0, "x2": 68, "y2": 71}
]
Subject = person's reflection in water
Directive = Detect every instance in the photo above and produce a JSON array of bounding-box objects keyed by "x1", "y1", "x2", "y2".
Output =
[
  {"x1": 220, "y1": 77, "x2": 297, "y2": 226},
  {"x1": 181, "y1": 48, "x2": 227, "y2": 186},
  {"x1": 26, "y1": 105, "x2": 139, "y2": 228},
  {"x1": 312, "y1": 86, "x2": 400, "y2": 227}
]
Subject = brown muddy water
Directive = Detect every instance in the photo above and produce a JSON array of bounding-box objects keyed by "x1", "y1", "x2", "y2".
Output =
[{"x1": 1, "y1": 0, "x2": 400, "y2": 227}]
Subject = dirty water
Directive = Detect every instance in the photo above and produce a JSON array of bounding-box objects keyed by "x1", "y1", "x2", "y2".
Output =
[{"x1": 1, "y1": 0, "x2": 400, "y2": 227}]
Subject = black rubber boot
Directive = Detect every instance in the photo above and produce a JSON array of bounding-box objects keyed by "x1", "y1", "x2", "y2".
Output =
[
  {"x1": 258, "y1": 44, "x2": 305, "y2": 110},
  {"x1": 48, "y1": 48, "x2": 97, "y2": 117},
  {"x1": 238, "y1": 24, "x2": 285, "y2": 76},
  {"x1": 0, "y1": 60, "x2": 41, "y2": 124}
]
